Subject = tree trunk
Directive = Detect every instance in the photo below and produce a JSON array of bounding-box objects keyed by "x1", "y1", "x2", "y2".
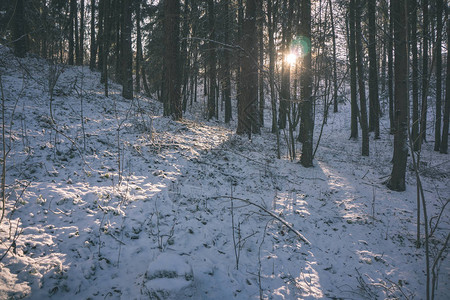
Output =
[
  {"x1": 434, "y1": 0, "x2": 443, "y2": 151},
  {"x1": 440, "y1": 17, "x2": 450, "y2": 154},
  {"x1": 300, "y1": 0, "x2": 313, "y2": 167},
  {"x1": 356, "y1": 0, "x2": 369, "y2": 156},
  {"x1": 268, "y1": 0, "x2": 277, "y2": 133},
  {"x1": 79, "y1": 0, "x2": 85, "y2": 65},
  {"x1": 368, "y1": 0, "x2": 379, "y2": 138},
  {"x1": 258, "y1": 0, "x2": 264, "y2": 127},
  {"x1": 328, "y1": 0, "x2": 338, "y2": 113},
  {"x1": 69, "y1": 0, "x2": 76, "y2": 65},
  {"x1": 207, "y1": 0, "x2": 216, "y2": 120},
  {"x1": 349, "y1": 0, "x2": 358, "y2": 139},
  {"x1": 181, "y1": 0, "x2": 190, "y2": 112},
  {"x1": 410, "y1": 0, "x2": 419, "y2": 151},
  {"x1": 236, "y1": 0, "x2": 244, "y2": 132},
  {"x1": 278, "y1": 0, "x2": 293, "y2": 131},
  {"x1": 224, "y1": 0, "x2": 232, "y2": 123},
  {"x1": 90, "y1": 0, "x2": 97, "y2": 70},
  {"x1": 419, "y1": 0, "x2": 429, "y2": 146},
  {"x1": 163, "y1": 0, "x2": 181, "y2": 120},
  {"x1": 75, "y1": 0, "x2": 80, "y2": 65},
  {"x1": 388, "y1": 0, "x2": 395, "y2": 134},
  {"x1": 121, "y1": 0, "x2": 133, "y2": 99},
  {"x1": 135, "y1": 1, "x2": 142, "y2": 93},
  {"x1": 12, "y1": 0, "x2": 28, "y2": 58},
  {"x1": 115, "y1": 0, "x2": 122, "y2": 84},
  {"x1": 98, "y1": 0, "x2": 104, "y2": 73},
  {"x1": 387, "y1": 0, "x2": 408, "y2": 191},
  {"x1": 102, "y1": 0, "x2": 111, "y2": 96},
  {"x1": 237, "y1": 0, "x2": 259, "y2": 137}
]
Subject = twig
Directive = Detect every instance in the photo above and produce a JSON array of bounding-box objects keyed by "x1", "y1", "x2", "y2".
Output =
[
  {"x1": 0, "y1": 75, "x2": 6, "y2": 223},
  {"x1": 214, "y1": 195, "x2": 310, "y2": 245},
  {"x1": 0, "y1": 219, "x2": 22, "y2": 262}
]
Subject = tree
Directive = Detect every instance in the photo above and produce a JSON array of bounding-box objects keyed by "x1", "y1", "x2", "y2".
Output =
[
  {"x1": 388, "y1": 0, "x2": 394, "y2": 134},
  {"x1": 419, "y1": 0, "x2": 429, "y2": 146},
  {"x1": 410, "y1": 0, "x2": 419, "y2": 151},
  {"x1": 237, "y1": 0, "x2": 259, "y2": 137},
  {"x1": 135, "y1": 0, "x2": 143, "y2": 92},
  {"x1": 90, "y1": 0, "x2": 97, "y2": 70},
  {"x1": 12, "y1": 0, "x2": 28, "y2": 58},
  {"x1": 223, "y1": 0, "x2": 232, "y2": 123},
  {"x1": 441, "y1": 17, "x2": 450, "y2": 154},
  {"x1": 328, "y1": 0, "x2": 338, "y2": 113},
  {"x1": 300, "y1": 0, "x2": 313, "y2": 167},
  {"x1": 434, "y1": 0, "x2": 443, "y2": 151},
  {"x1": 207, "y1": 0, "x2": 216, "y2": 120},
  {"x1": 101, "y1": 0, "x2": 112, "y2": 96},
  {"x1": 258, "y1": 0, "x2": 264, "y2": 126},
  {"x1": 78, "y1": 0, "x2": 85, "y2": 65},
  {"x1": 368, "y1": 0, "x2": 379, "y2": 139},
  {"x1": 387, "y1": 0, "x2": 408, "y2": 191},
  {"x1": 355, "y1": 0, "x2": 369, "y2": 156},
  {"x1": 69, "y1": 0, "x2": 76, "y2": 65},
  {"x1": 349, "y1": 0, "x2": 358, "y2": 140},
  {"x1": 121, "y1": 0, "x2": 133, "y2": 99},
  {"x1": 278, "y1": 0, "x2": 293, "y2": 131},
  {"x1": 163, "y1": 0, "x2": 181, "y2": 120},
  {"x1": 267, "y1": 0, "x2": 278, "y2": 133}
]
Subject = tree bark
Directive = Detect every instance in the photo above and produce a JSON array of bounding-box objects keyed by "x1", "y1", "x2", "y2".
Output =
[
  {"x1": 90, "y1": 0, "x2": 97, "y2": 70},
  {"x1": 98, "y1": 0, "x2": 104, "y2": 73},
  {"x1": 356, "y1": 0, "x2": 369, "y2": 156},
  {"x1": 258, "y1": 0, "x2": 264, "y2": 127},
  {"x1": 121, "y1": 0, "x2": 133, "y2": 99},
  {"x1": 69, "y1": 0, "x2": 76, "y2": 65},
  {"x1": 163, "y1": 0, "x2": 181, "y2": 120},
  {"x1": 440, "y1": 17, "x2": 450, "y2": 154},
  {"x1": 387, "y1": 0, "x2": 408, "y2": 191},
  {"x1": 237, "y1": 0, "x2": 259, "y2": 137},
  {"x1": 349, "y1": 0, "x2": 358, "y2": 139},
  {"x1": 388, "y1": 0, "x2": 395, "y2": 134},
  {"x1": 207, "y1": 0, "x2": 216, "y2": 120},
  {"x1": 102, "y1": 0, "x2": 111, "y2": 96},
  {"x1": 223, "y1": 0, "x2": 232, "y2": 123},
  {"x1": 79, "y1": 0, "x2": 85, "y2": 65},
  {"x1": 368, "y1": 0, "x2": 379, "y2": 138},
  {"x1": 434, "y1": 0, "x2": 443, "y2": 151},
  {"x1": 268, "y1": 0, "x2": 277, "y2": 133},
  {"x1": 410, "y1": 0, "x2": 419, "y2": 151},
  {"x1": 328, "y1": 0, "x2": 338, "y2": 113},
  {"x1": 419, "y1": 0, "x2": 429, "y2": 146},
  {"x1": 12, "y1": 0, "x2": 28, "y2": 58},
  {"x1": 300, "y1": 0, "x2": 313, "y2": 167}
]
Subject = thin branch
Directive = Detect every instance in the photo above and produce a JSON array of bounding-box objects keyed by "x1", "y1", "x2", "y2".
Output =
[{"x1": 214, "y1": 195, "x2": 310, "y2": 245}]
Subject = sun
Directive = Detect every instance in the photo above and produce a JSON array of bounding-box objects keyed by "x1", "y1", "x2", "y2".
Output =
[{"x1": 285, "y1": 53, "x2": 297, "y2": 66}]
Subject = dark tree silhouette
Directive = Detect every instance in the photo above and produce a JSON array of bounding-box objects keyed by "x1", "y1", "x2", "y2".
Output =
[{"x1": 388, "y1": 0, "x2": 408, "y2": 191}]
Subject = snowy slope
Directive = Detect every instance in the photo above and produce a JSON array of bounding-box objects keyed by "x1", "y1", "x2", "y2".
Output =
[{"x1": 0, "y1": 46, "x2": 449, "y2": 300}]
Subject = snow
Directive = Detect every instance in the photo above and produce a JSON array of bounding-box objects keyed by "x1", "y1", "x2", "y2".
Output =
[{"x1": 0, "y1": 45, "x2": 449, "y2": 299}]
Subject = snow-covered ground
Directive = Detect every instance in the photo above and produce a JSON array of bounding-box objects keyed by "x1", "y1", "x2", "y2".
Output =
[{"x1": 0, "y1": 46, "x2": 449, "y2": 299}]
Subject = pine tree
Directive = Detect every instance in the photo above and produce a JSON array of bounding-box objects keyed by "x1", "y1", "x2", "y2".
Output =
[
  {"x1": 300, "y1": 0, "x2": 313, "y2": 167},
  {"x1": 121, "y1": 0, "x2": 133, "y2": 99},
  {"x1": 12, "y1": 0, "x2": 28, "y2": 58},
  {"x1": 349, "y1": 0, "x2": 358, "y2": 139},
  {"x1": 387, "y1": 0, "x2": 408, "y2": 191},
  {"x1": 163, "y1": 0, "x2": 181, "y2": 120}
]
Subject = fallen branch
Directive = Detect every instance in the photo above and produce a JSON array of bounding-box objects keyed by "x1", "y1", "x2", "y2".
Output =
[{"x1": 214, "y1": 195, "x2": 310, "y2": 245}]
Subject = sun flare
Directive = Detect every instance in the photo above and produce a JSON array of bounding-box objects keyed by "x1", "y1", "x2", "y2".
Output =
[{"x1": 285, "y1": 53, "x2": 297, "y2": 66}]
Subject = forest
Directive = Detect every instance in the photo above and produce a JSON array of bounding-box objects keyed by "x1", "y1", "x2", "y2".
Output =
[{"x1": 0, "y1": 0, "x2": 449, "y2": 299}]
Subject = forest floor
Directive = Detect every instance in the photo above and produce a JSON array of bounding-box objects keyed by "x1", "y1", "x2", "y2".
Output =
[{"x1": 0, "y1": 46, "x2": 449, "y2": 300}]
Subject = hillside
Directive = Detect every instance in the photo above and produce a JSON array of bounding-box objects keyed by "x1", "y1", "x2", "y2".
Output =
[{"x1": 0, "y1": 46, "x2": 449, "y2": 299}]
